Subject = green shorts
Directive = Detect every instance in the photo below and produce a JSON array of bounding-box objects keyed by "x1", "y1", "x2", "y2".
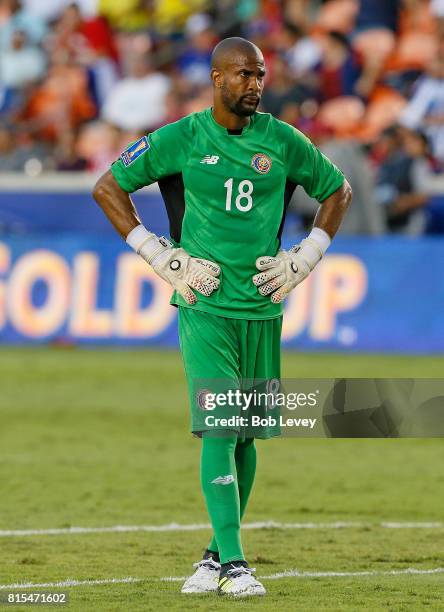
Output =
[{"x1": 178, "y1": 306, "x2": 282, "y2": 439}]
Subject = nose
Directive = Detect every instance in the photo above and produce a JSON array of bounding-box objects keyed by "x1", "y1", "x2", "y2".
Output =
[{"x1": 248, "y1": 76, "x2": 262, "y2": 94}]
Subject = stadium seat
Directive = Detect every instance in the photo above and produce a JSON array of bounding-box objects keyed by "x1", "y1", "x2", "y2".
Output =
[
  {"x1": 356, "y1": 89, "x2": 407, "y2": 142},
  {"x1": 317, "y1": 96, "x2": 366, "y2": 137},
  {"x1": 315, "y1": 0, "x2": 358, "y2": 34}
]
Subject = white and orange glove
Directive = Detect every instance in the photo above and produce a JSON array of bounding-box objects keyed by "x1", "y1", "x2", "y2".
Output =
[
  {"x1": 126, "y1": 225, "x2": 220, "y2": 305},
  {"x1": 252, "y1": 228, "x2": 331, "y2": 303}
]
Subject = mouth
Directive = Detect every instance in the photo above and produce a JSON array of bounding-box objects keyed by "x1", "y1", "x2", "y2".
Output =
[{"x1": 242, "y1": 95, "x2": 260, "y2": 104}]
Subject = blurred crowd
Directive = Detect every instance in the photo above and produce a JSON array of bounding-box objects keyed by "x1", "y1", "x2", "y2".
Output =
[{"x1": 2, "y1": 0, "x2": 444, "y2": 234}]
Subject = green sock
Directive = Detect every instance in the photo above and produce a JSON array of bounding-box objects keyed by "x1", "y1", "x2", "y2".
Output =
[
  {"x1": 206, "y1": 437, "x2": 256, "y2": 556},
  {"x1": 236, "y1": 437, "x2": 257, "y2": 518},
  {"x1": 200, "y1": 435, "x2": 244, "y2": 564}
]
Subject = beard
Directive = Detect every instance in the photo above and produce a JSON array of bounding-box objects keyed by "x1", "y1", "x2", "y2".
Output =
[{"x1": 221, "y1": 84, "x2": 260, "y2": 116}]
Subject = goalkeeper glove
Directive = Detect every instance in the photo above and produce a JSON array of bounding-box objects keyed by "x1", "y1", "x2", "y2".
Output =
[
  {"x1": 126, "y1": 225, "x2": 220, "y2": 305},
  {"x1": 252, "y1": 228, "x2": 331, "y2": 304}
]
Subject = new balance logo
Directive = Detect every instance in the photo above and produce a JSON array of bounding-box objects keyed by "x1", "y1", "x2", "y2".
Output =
[
  {"x1": 211, "y1": 474, "x2": 235, "y2": 485},
  {"x1": 200, "y1": 155, "x2": 219, "y2": 165}
]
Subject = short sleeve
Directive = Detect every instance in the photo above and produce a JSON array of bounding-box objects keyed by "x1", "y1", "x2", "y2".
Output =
[
  {"x1": 283, "y1": 124, "x2": 344, "y2": 202},
  {"x1": 111, "y1": 116, "x2": 192, "y2": 193}
]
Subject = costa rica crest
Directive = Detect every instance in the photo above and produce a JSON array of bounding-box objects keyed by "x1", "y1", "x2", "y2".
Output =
[{"x1": 251, "y1": 152, "x2": 272, "y2": 174}]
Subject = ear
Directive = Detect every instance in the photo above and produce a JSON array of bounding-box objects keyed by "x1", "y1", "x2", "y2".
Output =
[{"x1": 211, "y1": 68, "x2": 223, "y2": 88}]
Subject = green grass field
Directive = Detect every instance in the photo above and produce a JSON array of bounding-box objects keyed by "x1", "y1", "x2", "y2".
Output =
[{"x1": 0, "y1": 348, "x2": 443, "y2": 611}]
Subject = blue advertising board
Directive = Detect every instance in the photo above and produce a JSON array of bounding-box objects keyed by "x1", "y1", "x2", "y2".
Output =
[{"x1": 0, "y1": 191, "x2": 443, "y2": 352}]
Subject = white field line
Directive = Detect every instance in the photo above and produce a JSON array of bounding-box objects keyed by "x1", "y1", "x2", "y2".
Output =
[
  {"x1": 162, "y1": 567, "x2": 444, "y2": 582},
  {"x1": 0, "y1": 578, "x2": 142, "y2": 590},
  {"x1": 262, "y1": 567, "x2": 444, "y2": 579},
  {"x1": 0, "y1": 520, "x2": 442, "y2": 537},
  {"x1": 1, "y1": 568, "x2": 444, "y2": 590}
]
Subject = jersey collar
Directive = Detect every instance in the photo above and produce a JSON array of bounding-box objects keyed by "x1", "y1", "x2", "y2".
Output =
[{"x1": 207, "y1": 107, "x2": 255, "y2": 136}]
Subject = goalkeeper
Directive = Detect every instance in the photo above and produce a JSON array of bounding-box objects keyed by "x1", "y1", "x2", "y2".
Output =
[{"x1": 93, "y1": 37, "x2": 352, "y2": 597}]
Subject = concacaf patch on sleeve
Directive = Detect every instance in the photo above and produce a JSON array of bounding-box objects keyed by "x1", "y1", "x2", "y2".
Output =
[{"x1": 121, "y1": 136, "x2": 150, "y2": 167}]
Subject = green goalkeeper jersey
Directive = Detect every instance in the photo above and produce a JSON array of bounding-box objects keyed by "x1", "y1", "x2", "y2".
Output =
[{"x1": 111, "y1": 107, "x2": 344, "y2": 320}]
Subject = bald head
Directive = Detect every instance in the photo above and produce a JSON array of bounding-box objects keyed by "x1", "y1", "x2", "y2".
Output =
[
  {"x1": 211, "y1": 37, "x2": 263, "y2": 70},
  {"x1": 211, "y1": 37, "x2": 265, "y2": 118}
]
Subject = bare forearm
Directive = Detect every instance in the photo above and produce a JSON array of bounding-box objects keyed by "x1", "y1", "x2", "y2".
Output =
[
  {"x1": 92, "y1": 170, "x2": 141, "y2": 239},
  {"x1": 313, "y1": 179, "x2": 353, "y2": 239}
]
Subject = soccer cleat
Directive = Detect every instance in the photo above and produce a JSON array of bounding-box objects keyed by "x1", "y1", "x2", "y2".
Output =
[
  {"x1": 218, "y1": 563, "x2": 266, "y2": 597},
  {"x1": 181, "y1": 557, "x2": 221, "y2": 593}
]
